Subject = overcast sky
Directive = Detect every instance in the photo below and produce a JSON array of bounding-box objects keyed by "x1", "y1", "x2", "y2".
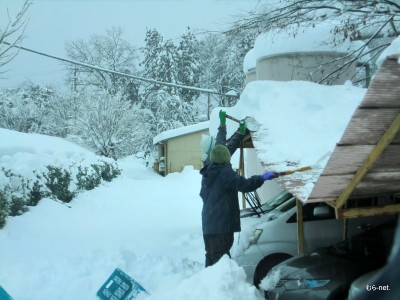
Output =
[{"x1": 0, "y1": 0, "x2": 259, "y2": 88}]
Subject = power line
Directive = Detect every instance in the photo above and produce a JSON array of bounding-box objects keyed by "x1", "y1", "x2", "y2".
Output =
[{"x1": 1, "y1": 41, "x2": 238, "y2": 98}]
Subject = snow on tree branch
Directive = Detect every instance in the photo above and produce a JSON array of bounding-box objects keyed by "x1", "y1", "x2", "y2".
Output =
[
  {"x1": 0, "y1": 0, "x2": 31, "y2": 75},
  {"x1": 227, "y1": 0, "x2": 400, "y2": 86}
]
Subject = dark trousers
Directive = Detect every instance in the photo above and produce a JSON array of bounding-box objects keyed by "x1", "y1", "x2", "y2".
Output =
[{"x1": 203, "y1": 233, "x2": 234, "y2": 267}]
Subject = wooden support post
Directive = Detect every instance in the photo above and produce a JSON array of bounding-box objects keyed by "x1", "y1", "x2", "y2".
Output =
[
  {"x1": 342, "y1": 203, "x2": 348, "y2": 240},
  {"x1": 334, "y1": 113, "x2": 400, "y2": 209},
  {"x1": 343, "y1": 218, "x2": 348, "y2": 241},
  {"x1": 296, "y1": 199, "x2": 305, "y2": 255}
]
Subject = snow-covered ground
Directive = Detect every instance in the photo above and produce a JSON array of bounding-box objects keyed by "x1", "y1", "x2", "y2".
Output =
[
  {"x1": 1, "y1": 35, "x2": 398, "y2": 300},
  {"x1": 0, "y1": 129, "x2": 263, "y2": 300}
]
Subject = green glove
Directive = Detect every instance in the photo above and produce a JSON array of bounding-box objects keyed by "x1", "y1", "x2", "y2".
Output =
[
  {"x1": 239, "y1": 119, "x2": 246, "y2": 134},
  {"x1": 219, "y1": 110, "x2": 226, "y2": 126}
]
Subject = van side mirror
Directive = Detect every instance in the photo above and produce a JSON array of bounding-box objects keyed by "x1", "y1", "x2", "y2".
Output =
[{"x1": 313, "y1": 206, "x2": 334, "y2": 219}]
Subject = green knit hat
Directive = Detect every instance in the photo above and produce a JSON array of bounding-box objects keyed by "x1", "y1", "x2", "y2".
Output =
[{"x1": 210, "y1": 145, "x2": 231, "y2": 164}]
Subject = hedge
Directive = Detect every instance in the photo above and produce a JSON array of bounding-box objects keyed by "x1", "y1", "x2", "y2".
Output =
[{"x1": 0, "y1": 159, "x2": 121, "y2": 229}]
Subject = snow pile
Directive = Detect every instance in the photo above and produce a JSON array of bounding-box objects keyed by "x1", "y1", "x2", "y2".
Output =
[
  {"x1": 144, "y1": 256, "x2": 261, "y2": 300},
  {"x1": 0, "y1": 128, "x2": 103, "y2": 181},
  {"x1": 0, "y1": 129, "x2": 263, "y2": 300},
  {"x1": 237, "y1": 81, "x2": 365, "y2": 169},
  {"x1": 208, "y1": 80, "x2": 366, "y2": 201},
  {"x1": 259, "y1": 268, "x2": 282, "y2": 292}
]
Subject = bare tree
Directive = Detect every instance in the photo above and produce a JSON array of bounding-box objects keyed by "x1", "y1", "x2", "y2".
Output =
[
  {"x1": 65, "y1": 27, "x2": 140, "y2": 100},
  {"x1": 0, "y1": 0, "x2": 31, "y2": 76},
  {"x1": 228, "y1": 0, "x2": 400, "y2": 85}
]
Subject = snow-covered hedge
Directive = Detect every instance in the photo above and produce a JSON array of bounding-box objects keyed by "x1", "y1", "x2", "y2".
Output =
[
  {"x1": 0, "y1": 128, "x2": 123, "y2": 228},
  {"x1": 0, "y1": 158, "x2": 121, "y2": 229}
]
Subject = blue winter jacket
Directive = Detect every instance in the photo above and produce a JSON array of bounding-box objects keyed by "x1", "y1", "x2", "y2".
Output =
[{"x1": 199, "y1": 163, "x2": 264, "y2": 234}]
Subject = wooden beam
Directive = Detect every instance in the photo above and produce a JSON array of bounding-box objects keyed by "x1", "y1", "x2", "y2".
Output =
[
  {"x1": 334, "y1": 113, "x2": 400, "y2": 209},
  {"x1": 337, "y1": 204, "x2": 400, "y2": 219},
  {"x1": 324, "y1": 201, "x2": 336, "y2": 208},
  {"x1": 296, "y1": 199, "x2": 305, "y2": 255},
  {"x1": 242, "y1": 133, "x2": 254, "y2": 148}
]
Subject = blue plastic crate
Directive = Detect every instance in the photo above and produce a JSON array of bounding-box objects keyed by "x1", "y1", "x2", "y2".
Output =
[
  {"x1": 0, "y1": 285, "x2": 14, "y2": 300},
  {"x1": 97, "y1": 268, "x2": 146, "y2": 300}
]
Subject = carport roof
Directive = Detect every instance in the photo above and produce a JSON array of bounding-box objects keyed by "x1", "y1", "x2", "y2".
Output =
[{"x1": 306, "y1": 55, "x2": 400, "y2": 217}]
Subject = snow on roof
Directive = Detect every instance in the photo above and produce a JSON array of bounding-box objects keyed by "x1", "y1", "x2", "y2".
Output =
[
  {"x1": 243, "y1": 48, "x2": 257, "y2": 73},
  {"x1": 376, "y1": 36, "x2": 400, "y2": 68},
  {"x1": 209, "y1": 80, "x2": 366, "y2": 202},
  {"x1": 209, "y1": 37, "x2": 400, "y2": 202},
  {"x1": 243, "y1": 22, "x2": 352, "y2": 73},
  {"x1": 153, "y1": 121, "x2": 210, "y2": 145}
]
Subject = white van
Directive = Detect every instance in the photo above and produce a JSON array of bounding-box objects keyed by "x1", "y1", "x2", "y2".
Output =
[{"x1": 234, "y1": 192, "x2": 391, "y2": 287}]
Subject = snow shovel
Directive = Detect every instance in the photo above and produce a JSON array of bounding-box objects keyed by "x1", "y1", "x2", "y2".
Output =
[
  {"x1": 273, "y1": 151, "x2": 331, "y2": 178},
  {"x1": 226, "y1": 114, "x2": 262, "y2": 132},
  {"x1": 97, "y1": 268, "x2": 147, "y2": 300}
]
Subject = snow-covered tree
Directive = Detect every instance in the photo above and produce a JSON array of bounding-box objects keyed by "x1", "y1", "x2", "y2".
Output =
[
  {"x1": 0, "y1": 0, "x2": 31, "y2": 75},
  {"x1": 45, "y1": 91, "x2": 77, "y2": 138},
  {"x1": 0, "y1": 83, "x2": 53, "y2": 133},
  {"x1": 141, "y1": 90, "x2": 195, "y2": 145},
  {"x1": 157, "y1": 39, "x2": 180, "y2": 95},
  {"x1": 141, "y1": 29, "x2": 180, "y2": 95},
  {"x1": 68, "y1": 90, "x2": 143, "y2": 158},
  {"x1": 140, "y1": 28, "x2": 198, "y2": 131},
  {"x1": 198, "y1": 34, "x2": 246, "y2": 107},
  {"x1": 230, "y1": 0, "x2": 399, "y2": 40},
  {"x1": 65, "y1": 27, "x2": 140, "y2": 100},
  {"x1": 141, "y1": 28, "x2": 163, "y2": 92},
  {"x1": 177, "y1": 27, "x2": 201, "y2": 104}
]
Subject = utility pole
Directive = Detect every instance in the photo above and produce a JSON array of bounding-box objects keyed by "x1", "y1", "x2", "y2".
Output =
[{"x1": 73, "y1": 65, "x2": 77, "y2": 92}]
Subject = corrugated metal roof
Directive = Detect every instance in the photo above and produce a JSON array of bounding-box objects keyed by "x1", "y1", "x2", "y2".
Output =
[{"x1": 307, "y1": 55, "x2": 400, "y2": 206}]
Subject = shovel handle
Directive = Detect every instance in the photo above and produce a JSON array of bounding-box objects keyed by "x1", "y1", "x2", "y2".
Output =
[
  {"x1": 277, "y1": 166, "x2": 312, "y2": 176},
  {"x1": 226, "y1": 114, "x2": 241, "y2": 123}
]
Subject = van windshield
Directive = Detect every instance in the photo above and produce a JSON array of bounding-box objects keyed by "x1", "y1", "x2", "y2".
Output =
[
  {"x1": 267, "y1": 191, "x2": 294, "y2": 208},
  {"x1": 240, "y1": 191, "x2": 295, "y2": 218},
  {"x1": 274, "y1": 196, "x2": 297, "y2": 212}
]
